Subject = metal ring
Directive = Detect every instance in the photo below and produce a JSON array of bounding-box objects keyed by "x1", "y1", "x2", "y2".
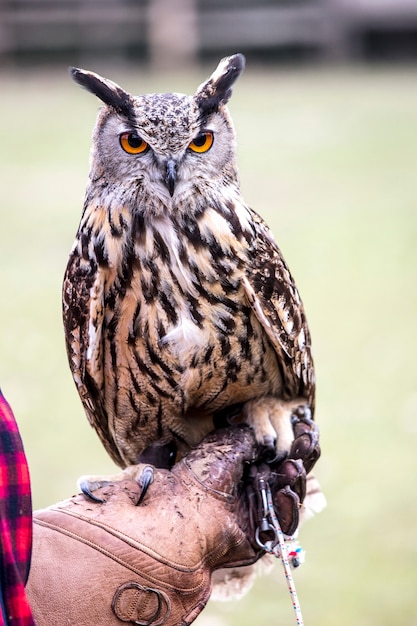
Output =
[
  {"x1": 112, "y1": 581, "x2": 170, "y2": 625},
  {"x1": 255, "y1": 524, "x2": 279, "y2": 551}
]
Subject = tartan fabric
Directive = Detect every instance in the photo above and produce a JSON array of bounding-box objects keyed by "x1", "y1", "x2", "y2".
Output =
[{"x1": 0, "y1": 391, "x2": 34, "y2": 626}]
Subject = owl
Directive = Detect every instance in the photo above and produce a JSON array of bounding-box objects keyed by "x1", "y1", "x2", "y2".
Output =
[{"x1": 63, "y1": 54, "x2": 315, "y2": 473}]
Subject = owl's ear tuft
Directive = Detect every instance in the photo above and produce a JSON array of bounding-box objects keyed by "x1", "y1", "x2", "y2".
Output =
[
  {"x1": 195, "y1": 53, "x2": 245, "y2": 116},
  {"x1": 69, "y1": 67, "x2": 136, "y2": 122}
]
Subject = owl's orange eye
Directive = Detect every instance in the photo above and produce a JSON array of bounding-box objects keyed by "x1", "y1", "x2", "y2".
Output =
[
  {"x1": 119, "y1": 132, "x2": 149, "y2": 154},
  {"x1": 188, "y1": 132, "x2": 214, "y2": 153}
]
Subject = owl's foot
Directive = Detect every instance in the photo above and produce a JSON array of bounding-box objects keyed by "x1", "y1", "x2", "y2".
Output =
[
  {"x1": 242, "y1": 397, "x2": 311, "y2": 462},
  {"x1": 79, "y1": 443, "x2": 175, "y2": 505},
  {"x1": 79, "y1": 465, "x2": 154, "y2": 505}
]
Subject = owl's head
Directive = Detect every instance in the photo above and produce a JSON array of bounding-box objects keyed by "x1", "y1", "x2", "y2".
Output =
[{"x1": 71, "y1": 54, "x2": 245, "y2": 204}]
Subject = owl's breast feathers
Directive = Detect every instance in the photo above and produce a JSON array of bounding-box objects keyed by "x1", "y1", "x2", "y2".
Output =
[{"x1": 63, "y1": 190, "x2": 314, "y2": 466}]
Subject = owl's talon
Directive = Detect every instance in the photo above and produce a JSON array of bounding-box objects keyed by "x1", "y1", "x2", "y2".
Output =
[
  {"x1": 79, "y1": 478, "x2": 106, "y2": 504},
  {"x1": 259, "y1": 435, "x2": 291, "y2": 465},
  {"x1": 262, "y1": 434, "x2": 276, "y2": 450},
  {"x1": 259, "y1": 446, "x2": 287, "y2": 465},
  {"x1": 136, "y1": 465, "x2": 154, "y2": 505},
  {"x1": 270, "y1": 449, "x2": 289, "y2": 465}
]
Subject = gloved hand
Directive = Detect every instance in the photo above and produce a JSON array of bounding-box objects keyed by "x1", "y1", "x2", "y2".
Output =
[{"x1": 26, "y1": 419, "x2": 320, "y2": 626}]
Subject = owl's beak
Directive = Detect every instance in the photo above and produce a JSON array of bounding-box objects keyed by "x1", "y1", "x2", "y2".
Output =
[{"x1": 165, "y1": 159, "x2": 177, "y2": 197}]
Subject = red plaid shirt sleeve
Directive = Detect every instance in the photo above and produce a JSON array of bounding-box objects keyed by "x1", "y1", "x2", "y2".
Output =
[{"x1": 0, "y1": 391, "x2": 35, "y2": 626}]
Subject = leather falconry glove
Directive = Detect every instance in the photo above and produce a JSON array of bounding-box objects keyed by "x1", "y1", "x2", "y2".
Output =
[{"x1": 26, "y1": 416, "x2": 320, "y2": 626}]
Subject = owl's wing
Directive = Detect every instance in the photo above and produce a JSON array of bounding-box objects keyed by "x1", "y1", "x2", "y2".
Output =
[
  {"x1": 242, "y1": 208, "x2": 315, "y2": 411},
  {"x1": 63, "y1": 250, "x2": 124, "y2": 467}
]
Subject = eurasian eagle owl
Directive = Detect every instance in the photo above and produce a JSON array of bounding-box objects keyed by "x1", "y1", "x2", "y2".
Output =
[{"x1": 63, "y1": 54, "x2": 315, "y2": 471}]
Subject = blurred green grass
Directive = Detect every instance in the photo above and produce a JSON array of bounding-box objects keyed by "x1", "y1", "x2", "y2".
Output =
[{"x1": 0, "y1": 64, "x2": 416, "y2": 626}]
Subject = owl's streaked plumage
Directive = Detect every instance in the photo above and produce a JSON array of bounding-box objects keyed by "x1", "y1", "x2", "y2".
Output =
[{"x1": 63, "y1": 54, "x2": 315, "y2": 470}]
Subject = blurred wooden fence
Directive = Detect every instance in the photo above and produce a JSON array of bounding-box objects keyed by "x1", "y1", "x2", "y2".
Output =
[{"x1": 0, "y1": 0, "x2": 416, "y2": 67}]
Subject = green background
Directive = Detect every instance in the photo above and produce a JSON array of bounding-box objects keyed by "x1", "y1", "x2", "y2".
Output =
[{"x1": 0, "y1": 64, "x2": 416, "y2": 625}]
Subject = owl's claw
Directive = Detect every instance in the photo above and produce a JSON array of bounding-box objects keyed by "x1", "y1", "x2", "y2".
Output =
[
  {"x1": 257, "y1": 435, "x2": 288, "y2": 465},
  {"x1": 79, "y1": 465, "x2": 155, "y2": 506},
  {"x1": 261, "y1": 445, "x2": 288, "y2": 465},
  {"x1": 79, "y1": 478, "x2": 107, "y2": 504},
  {"x1": 136, "y1": 465, "x2": 154, "y2": 505},
  {"x1": 260, "y1": 434, "x2": 275, "y2": 450}
]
